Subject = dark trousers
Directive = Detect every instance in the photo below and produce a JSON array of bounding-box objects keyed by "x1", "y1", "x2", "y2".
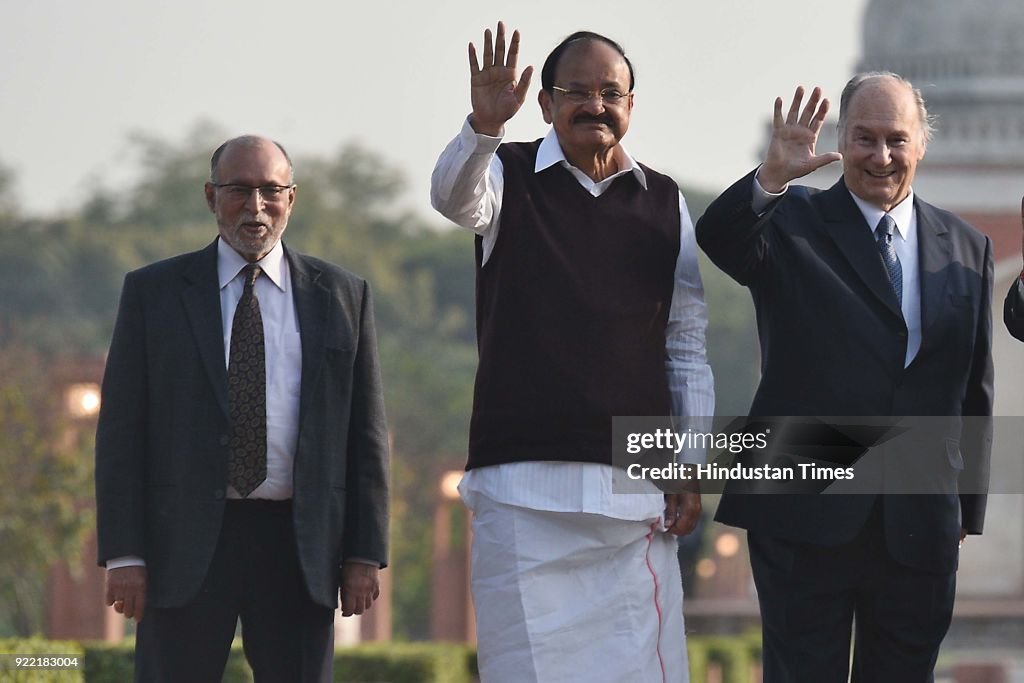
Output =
[
  {"x1": 748, "y1": 499, "x2": 956, "y2": 683},
  {"x1": 134, "y1": 500, "x2": 335, "y2": 683}
]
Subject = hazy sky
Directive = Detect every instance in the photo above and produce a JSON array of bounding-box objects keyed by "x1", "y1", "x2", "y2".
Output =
[{"x1": 2, "y1": 0, "x2": 864, "y2": 219}]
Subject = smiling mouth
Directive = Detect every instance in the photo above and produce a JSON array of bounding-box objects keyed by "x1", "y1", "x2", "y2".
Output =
[{"x1": 866, "y1": 169, "x2": 895, "y2": 178}]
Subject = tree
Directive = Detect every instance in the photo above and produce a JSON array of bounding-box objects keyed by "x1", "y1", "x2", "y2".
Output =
[{"x1": 0, "y1": 348, "x2": 94, "y2": 636}]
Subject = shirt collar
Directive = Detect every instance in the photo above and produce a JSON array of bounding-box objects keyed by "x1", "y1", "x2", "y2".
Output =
[
  {"x1": 217, "y1": 237, "x2": 287, "y2": 292},
  {"x1": 534, "y1": 127, "x2": 648, "y2": 190},
  {"x1": 848, "y1": 188, "x2": 915, "y2": 240}
]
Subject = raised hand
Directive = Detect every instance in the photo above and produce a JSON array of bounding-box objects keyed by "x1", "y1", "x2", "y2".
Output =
[
  {"x1": 757, "y1": 86, "x2": 842, "y2": 193},
  {"x1": 468, "y1": 21, "x2": 534, "y2": 137}
]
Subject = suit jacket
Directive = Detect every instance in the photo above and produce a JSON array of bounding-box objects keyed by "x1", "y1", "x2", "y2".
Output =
[
  {"x1": 1004, "y1": 276, "x2": 1024, "y2": 340},
  {"x1": 696, "y1": 170, "x2": 993, "y2": 572},
  {"x1": 95, "y1": 239, "x2": 389, "y2": 609}
]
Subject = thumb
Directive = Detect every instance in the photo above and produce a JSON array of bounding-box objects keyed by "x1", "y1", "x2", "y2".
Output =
[
  {"x1": 809, "y1": 152, "x2": 842, "y2": 170},
  {"x1": 514, "y1": 65, "x2": 534, "y2": 103}
]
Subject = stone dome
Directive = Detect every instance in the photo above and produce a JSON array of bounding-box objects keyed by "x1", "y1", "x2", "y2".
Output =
[
  {"x1": 854, "y1": 0, "x2": 1024, "y2": 170},
  {"x1": 860, "y1": 0, "x2": 1024, "y2": 82}
]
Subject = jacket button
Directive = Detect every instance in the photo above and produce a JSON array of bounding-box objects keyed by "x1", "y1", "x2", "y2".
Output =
[
  {"x1": 219, "y1": 434, "x2": 230, "y2": 446},
  {"x1": 214, "y1": 489, "x2": 224, "y2": 500}
]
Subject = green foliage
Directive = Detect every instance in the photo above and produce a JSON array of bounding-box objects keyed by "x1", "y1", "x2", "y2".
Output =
[
  {"x1": 699, "y1": 255, "x2": 760, "y2": 416},
  {"x1": 59, "y1": 640, "x2": 474, "y2": 683},
  {"x1": 335, "y1": 643, "x2": 473, "y2": 683},
  {"x1": 688, "y1": 632, "x2": 763, "y2": 683},
  {"x1": 5, "y1": 635, "x2": 768, "y2": 683},
  {"x1": 78, "y1": 642, "x2": 132, "y2": 683},
  {"x1": 0, "y1": 639, "x2": 84, "y2": 683},
  {"x1": 0, "y1": 350, "x2": 94, "y2": 636}
]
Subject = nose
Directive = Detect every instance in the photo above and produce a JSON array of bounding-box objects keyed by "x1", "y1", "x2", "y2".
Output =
[
  {"x1": 874, "y1": 142, "x2": 892, "y2": 165},
  {"x1": 243, "y1": 187, "x2": 265, "y2": 212},
  {"x1": 580, "y1": 95, "x2": 606, "y2": 115}
]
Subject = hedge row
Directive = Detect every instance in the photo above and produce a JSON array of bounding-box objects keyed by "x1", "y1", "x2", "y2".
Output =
[
  {"x1": 688, "y1": 633, "x2": 763, "y2": 683},
  {"x1": 0, "y1": 640, "x2": 474, "y2": 683},
  {"x1": 1, "y1": 634, "x2": 760, "y2": 682}
]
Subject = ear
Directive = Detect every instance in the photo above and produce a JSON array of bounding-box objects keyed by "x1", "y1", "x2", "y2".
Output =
[
  {"x1": 286, "y1": 184, "x2": 297, "y2": 211},
  {"x1": 204, "y1": 182, "x2": 217, "y2": 212},
  {"x1": 539, "y1": 89, "x2": 553, "y2": 125}
]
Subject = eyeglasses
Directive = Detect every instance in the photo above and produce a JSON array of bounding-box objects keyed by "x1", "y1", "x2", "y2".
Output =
[
  {"x1": 212, "y1": 183, "x2": 294, "y2": 203},
  {"x1": 551, "y1": 86, "x2": 631, "y2": 105}
]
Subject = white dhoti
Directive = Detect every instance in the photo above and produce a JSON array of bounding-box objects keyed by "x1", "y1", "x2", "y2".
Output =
[{"x1": 467, "y1": 493, "x2": 688, "y2": 683}]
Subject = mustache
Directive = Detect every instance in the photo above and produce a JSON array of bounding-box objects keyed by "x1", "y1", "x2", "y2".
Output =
[
  {"x1": 572, "y1": 114, "x2": 614, "y2": 126},
  {"x1": 235, "y1": 213, "x2": 271, "y2": 228}
]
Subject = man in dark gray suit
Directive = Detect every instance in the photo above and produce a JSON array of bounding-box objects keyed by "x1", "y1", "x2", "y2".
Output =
[
  {"x1": 95, "y1": 135, "x2": 389, "y2": 682},
  {"x1": 697, "y1": 74, "x2": 992, "y2": 681}
]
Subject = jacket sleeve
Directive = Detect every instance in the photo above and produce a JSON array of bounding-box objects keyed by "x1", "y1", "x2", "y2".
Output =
[
  {"x1": 342, "y1": 279, "x2": 390, "y2": 567},
  {"x1": 694, "y1": 168, "x2": 779, "y2": 287},
  {"x1": 959, "y1": 237, "x2": 995, "y2": 534},
  {"x1": 94, "y1": 271, "x2": 149, "y2": 565}
]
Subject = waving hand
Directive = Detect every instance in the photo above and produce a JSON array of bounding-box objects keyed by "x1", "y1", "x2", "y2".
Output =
[
  {"x1": 757, "y1": 86, "x2": 842, "y2": 193},
  {"x1": 468, "y1": 21, "x2": 534, "y2": 137}
]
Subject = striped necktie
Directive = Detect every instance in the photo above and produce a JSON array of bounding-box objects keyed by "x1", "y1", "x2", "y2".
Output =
[{"x1": 875, "y1": 214, "x2": 903, "y2": 307}]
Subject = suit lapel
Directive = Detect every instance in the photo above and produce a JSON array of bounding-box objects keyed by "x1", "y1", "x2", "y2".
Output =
[
  {"x1": 915, "y1": 198, "x2": 951, "y2": 339},
  {"x1": 181, "y1": 240, "x2": 230, "y2": 418},
  {"x1": 819, "y1": 179, "x2": 903, "y2": 320},
  {"x1": 287, "y1": 247, "x2": 328, "y2": 432}
]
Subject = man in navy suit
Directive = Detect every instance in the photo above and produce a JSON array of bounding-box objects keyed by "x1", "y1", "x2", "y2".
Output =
[
  {"x1": 95, "y1": 136, "x2": 389, "y2": 682},
  {"x1": 696, "y1": 74, "x2": 992, "y2": 681}
]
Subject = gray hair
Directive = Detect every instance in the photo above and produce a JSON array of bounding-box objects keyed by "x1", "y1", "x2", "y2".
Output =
[
  {"x1": 210, "y1": 135, "x2": 294, "y2": 183},
  {"x1": 837, "y1": 71, "x2": 935, "y2": 143}
]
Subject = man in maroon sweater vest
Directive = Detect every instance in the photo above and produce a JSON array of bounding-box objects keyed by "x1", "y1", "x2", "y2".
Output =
[{"x1": 431, "y1": 22, "x2": 714, "y2": 682}]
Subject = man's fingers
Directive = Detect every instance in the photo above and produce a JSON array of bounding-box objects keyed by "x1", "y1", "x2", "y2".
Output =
[
  {"x1": 514, "y1": 66, "x2": 534, "y2": 103},
  {"x1": 785, "y1": 86, "x2": 805, "y2": 125},
  {"x1": 494, "y1": 21, "x2": 507, "y2": 66},
  {"x1": 507, "y1": 29, "x2": 521, "y2": 70},
  {"x1": 810, "y1": 98, "x2": 831, "y2": 135},
  {"x1": 123, "y1": 594, "x2": 136, "y2": 620},
  {"x1": 772, "y1": 97, "x2": 784, "y2": 128},
  {"x1": 810, "y1": 152, "x2": 843, "y2": 170},
  {"x1": 798, "y1": 86, "x2": 821, "y2": 127},
  {"x1": 482, "y1": 28, "x2": 493, "y2": 67},
  {"x1": 812, "y1": 96, "x2": 831, "y2": 126},
  {"x1": 106, "y1": 566, "x2": 148, "y2": 622},
  {"x1": 468, "y1": 43, "x2": 480, "y2": 75},
  {"x1": 665, "y1": 491, "x2": 701, "y2": 535}
]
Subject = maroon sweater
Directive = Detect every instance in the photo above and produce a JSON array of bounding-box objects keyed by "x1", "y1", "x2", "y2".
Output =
[{"x1": 467, "y1": 140, "x2": 681, "y2": 469}]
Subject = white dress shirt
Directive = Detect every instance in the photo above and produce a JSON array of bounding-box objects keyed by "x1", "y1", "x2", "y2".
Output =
[
  {"x1": 217, "y1": 238, "x2": 302, "y2": 499},
  {"x1": 752, "y1": 174, "x2": 921, "y2": 367},
  {"x1": 431, "y1": 118, "x2": 716, "y2": 522}
]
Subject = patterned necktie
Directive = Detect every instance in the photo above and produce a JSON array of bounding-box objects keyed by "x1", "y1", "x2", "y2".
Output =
[
  {"x1": 227, "y1": 264, "x2": 267, "y2": 497},
  {"x1": 875, "y1": 214, "x2": 903, "y2": 307}
]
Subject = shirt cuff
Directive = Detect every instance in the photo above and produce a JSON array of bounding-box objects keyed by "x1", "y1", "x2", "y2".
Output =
[
  {"x1": 751, "y1": 165, "x2": 788, "y2": 214},
  {"x1": 106, "y1": 556, "x2": 146, "y2": 570},
  {"x1": 461, "y1": 116, "x2": 503, "y2": 153},
  {"x1": 342, "y1": 557, "x2": 381, "y2": 568}
]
